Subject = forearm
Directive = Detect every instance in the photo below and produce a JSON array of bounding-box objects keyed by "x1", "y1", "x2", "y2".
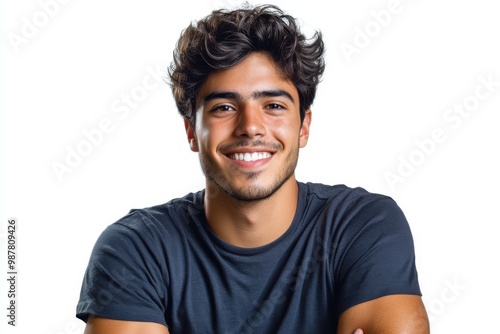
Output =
[
  {"x1": 84, "y1": 316, "x2": 170, "y2": 334},
  {"x1": 337, "y1": 295, "x2": 430, "y2": 334}
]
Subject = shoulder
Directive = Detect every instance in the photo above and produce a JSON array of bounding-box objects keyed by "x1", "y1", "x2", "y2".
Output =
[
  {"x1": 299, "y1": 181, "x2": 396, "y2": 216},
  {"x1": 94, "y1": 190, "x2": 205, "y2": 253},
  {"x1": 297, "y1": 182, "x2": 410, "y2": 247}
]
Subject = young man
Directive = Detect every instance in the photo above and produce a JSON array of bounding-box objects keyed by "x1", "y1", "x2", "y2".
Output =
[{"x1": 77, "y1": 5, "x2": 429, "y2": 333}]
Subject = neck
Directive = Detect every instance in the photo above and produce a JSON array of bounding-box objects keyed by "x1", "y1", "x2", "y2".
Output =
[{"x1": 204, "y1": 176, "x2": 299, "y2": 248}]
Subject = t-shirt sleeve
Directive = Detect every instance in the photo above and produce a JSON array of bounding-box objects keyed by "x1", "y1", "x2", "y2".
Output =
[
  {"x1": 76, "y1": 211, "x2": 168, "y2": 326},
  {"x1": 333, "y1": 196, "x2": 421, "y2": 315}
]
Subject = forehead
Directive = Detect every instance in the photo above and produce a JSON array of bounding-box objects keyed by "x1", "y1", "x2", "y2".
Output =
[{"x1": 196, "y1": 52, "x2": 298, "y2": 106}]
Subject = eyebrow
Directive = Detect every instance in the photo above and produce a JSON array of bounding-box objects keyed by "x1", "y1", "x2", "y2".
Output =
[{"x1": 201, "y1": 89, "x2": 295, "y2": 105}]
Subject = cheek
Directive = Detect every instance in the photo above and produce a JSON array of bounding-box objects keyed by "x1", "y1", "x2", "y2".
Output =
[
  {"x1": 196, "y1": 121, "x2": 228, "y2": 153},
  {"x1": 271, "y1": 119, "x2": 302, "y2": 146}
]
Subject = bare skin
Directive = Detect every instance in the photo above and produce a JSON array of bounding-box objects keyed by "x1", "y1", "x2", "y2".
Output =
[
  {"x1": 337, "y1": 295, "x2": 429, "y2": 334},
  {"x1": 84, "y1": 317, "x2": 169, "y2": 334},
  {"x1": 83, "y1": 53, "x2": 429, "y2": 333}
]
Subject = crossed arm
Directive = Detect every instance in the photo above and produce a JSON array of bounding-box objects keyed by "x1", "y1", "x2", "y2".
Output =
[
  {"x1": 337, "y1": 294, "x2": 429, "y2": 334},
  {"x1": 84, "y1": 294, "x2": 429, "y2": 334}
]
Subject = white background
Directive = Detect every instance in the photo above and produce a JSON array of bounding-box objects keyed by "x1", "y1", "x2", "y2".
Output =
[{"x1": 1, "y1": 0, "x2": 499, "y2": 333}]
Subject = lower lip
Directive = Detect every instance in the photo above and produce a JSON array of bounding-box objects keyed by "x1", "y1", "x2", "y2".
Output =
[{"x1": 227, "y1": 154, "x2": 273, "y2": 169}]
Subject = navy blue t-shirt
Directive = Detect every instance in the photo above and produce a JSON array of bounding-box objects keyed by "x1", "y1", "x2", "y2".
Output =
[{"x1": 76, "y1": 182, "x2": 421, "y2": 333}]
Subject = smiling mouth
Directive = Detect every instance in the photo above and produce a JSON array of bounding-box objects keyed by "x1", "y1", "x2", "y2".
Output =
[{"x1": 227, "y1": 152, "x2": 273, "y2": 162}]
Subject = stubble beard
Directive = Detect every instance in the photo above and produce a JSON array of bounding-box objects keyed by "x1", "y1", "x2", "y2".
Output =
[{"x1": 199, "y1": 145, "x2": 299, "y2": 202}]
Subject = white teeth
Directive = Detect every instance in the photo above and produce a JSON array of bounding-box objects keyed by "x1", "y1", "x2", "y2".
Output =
[{"x1": 230, "y1": 152, "x2": 271, "y2": 161}]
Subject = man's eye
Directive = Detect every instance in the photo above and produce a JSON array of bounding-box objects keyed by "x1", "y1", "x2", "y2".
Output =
[
  {"x1": 266, "y1": 103, "x2": 285, "y2": 110},
  {"x1": 211, "y1": 105, "x2": 234, "y2": 113}
]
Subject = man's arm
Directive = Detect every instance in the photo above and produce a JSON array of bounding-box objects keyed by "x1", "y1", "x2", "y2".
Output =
[
  {"x1": 84, "y1": 316, "x2": 170, "y2": 334},
  {"x1": 337, "y1": 294, "x2": 429, "y2": 334}
]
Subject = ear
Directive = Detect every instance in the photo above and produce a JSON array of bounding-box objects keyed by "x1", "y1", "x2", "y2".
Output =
[
  {"x1": 184, "y1": 118, "x2": 199, "y2": 152},
  {"x1": 299, "y1": 109, "x2": 312, "y2": 148}
]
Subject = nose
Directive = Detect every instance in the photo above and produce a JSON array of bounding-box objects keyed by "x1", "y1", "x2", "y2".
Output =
[{"x1": 234, "y1": 104, "x2": 266, "y2": 139}]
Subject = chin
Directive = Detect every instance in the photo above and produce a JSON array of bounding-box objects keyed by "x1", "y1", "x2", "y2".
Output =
[{"x1": 212, "y1": 173, "x2": 294, "y2": 202}]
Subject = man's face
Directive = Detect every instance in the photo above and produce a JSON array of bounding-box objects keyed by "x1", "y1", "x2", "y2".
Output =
[{"x1": 185, "y1": 52, "x2": 311, "y2": 201}]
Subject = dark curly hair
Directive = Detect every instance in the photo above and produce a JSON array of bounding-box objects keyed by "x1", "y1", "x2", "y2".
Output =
[{"x1": 168, "y1": 4, "x2": 325, "y2": 125}]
